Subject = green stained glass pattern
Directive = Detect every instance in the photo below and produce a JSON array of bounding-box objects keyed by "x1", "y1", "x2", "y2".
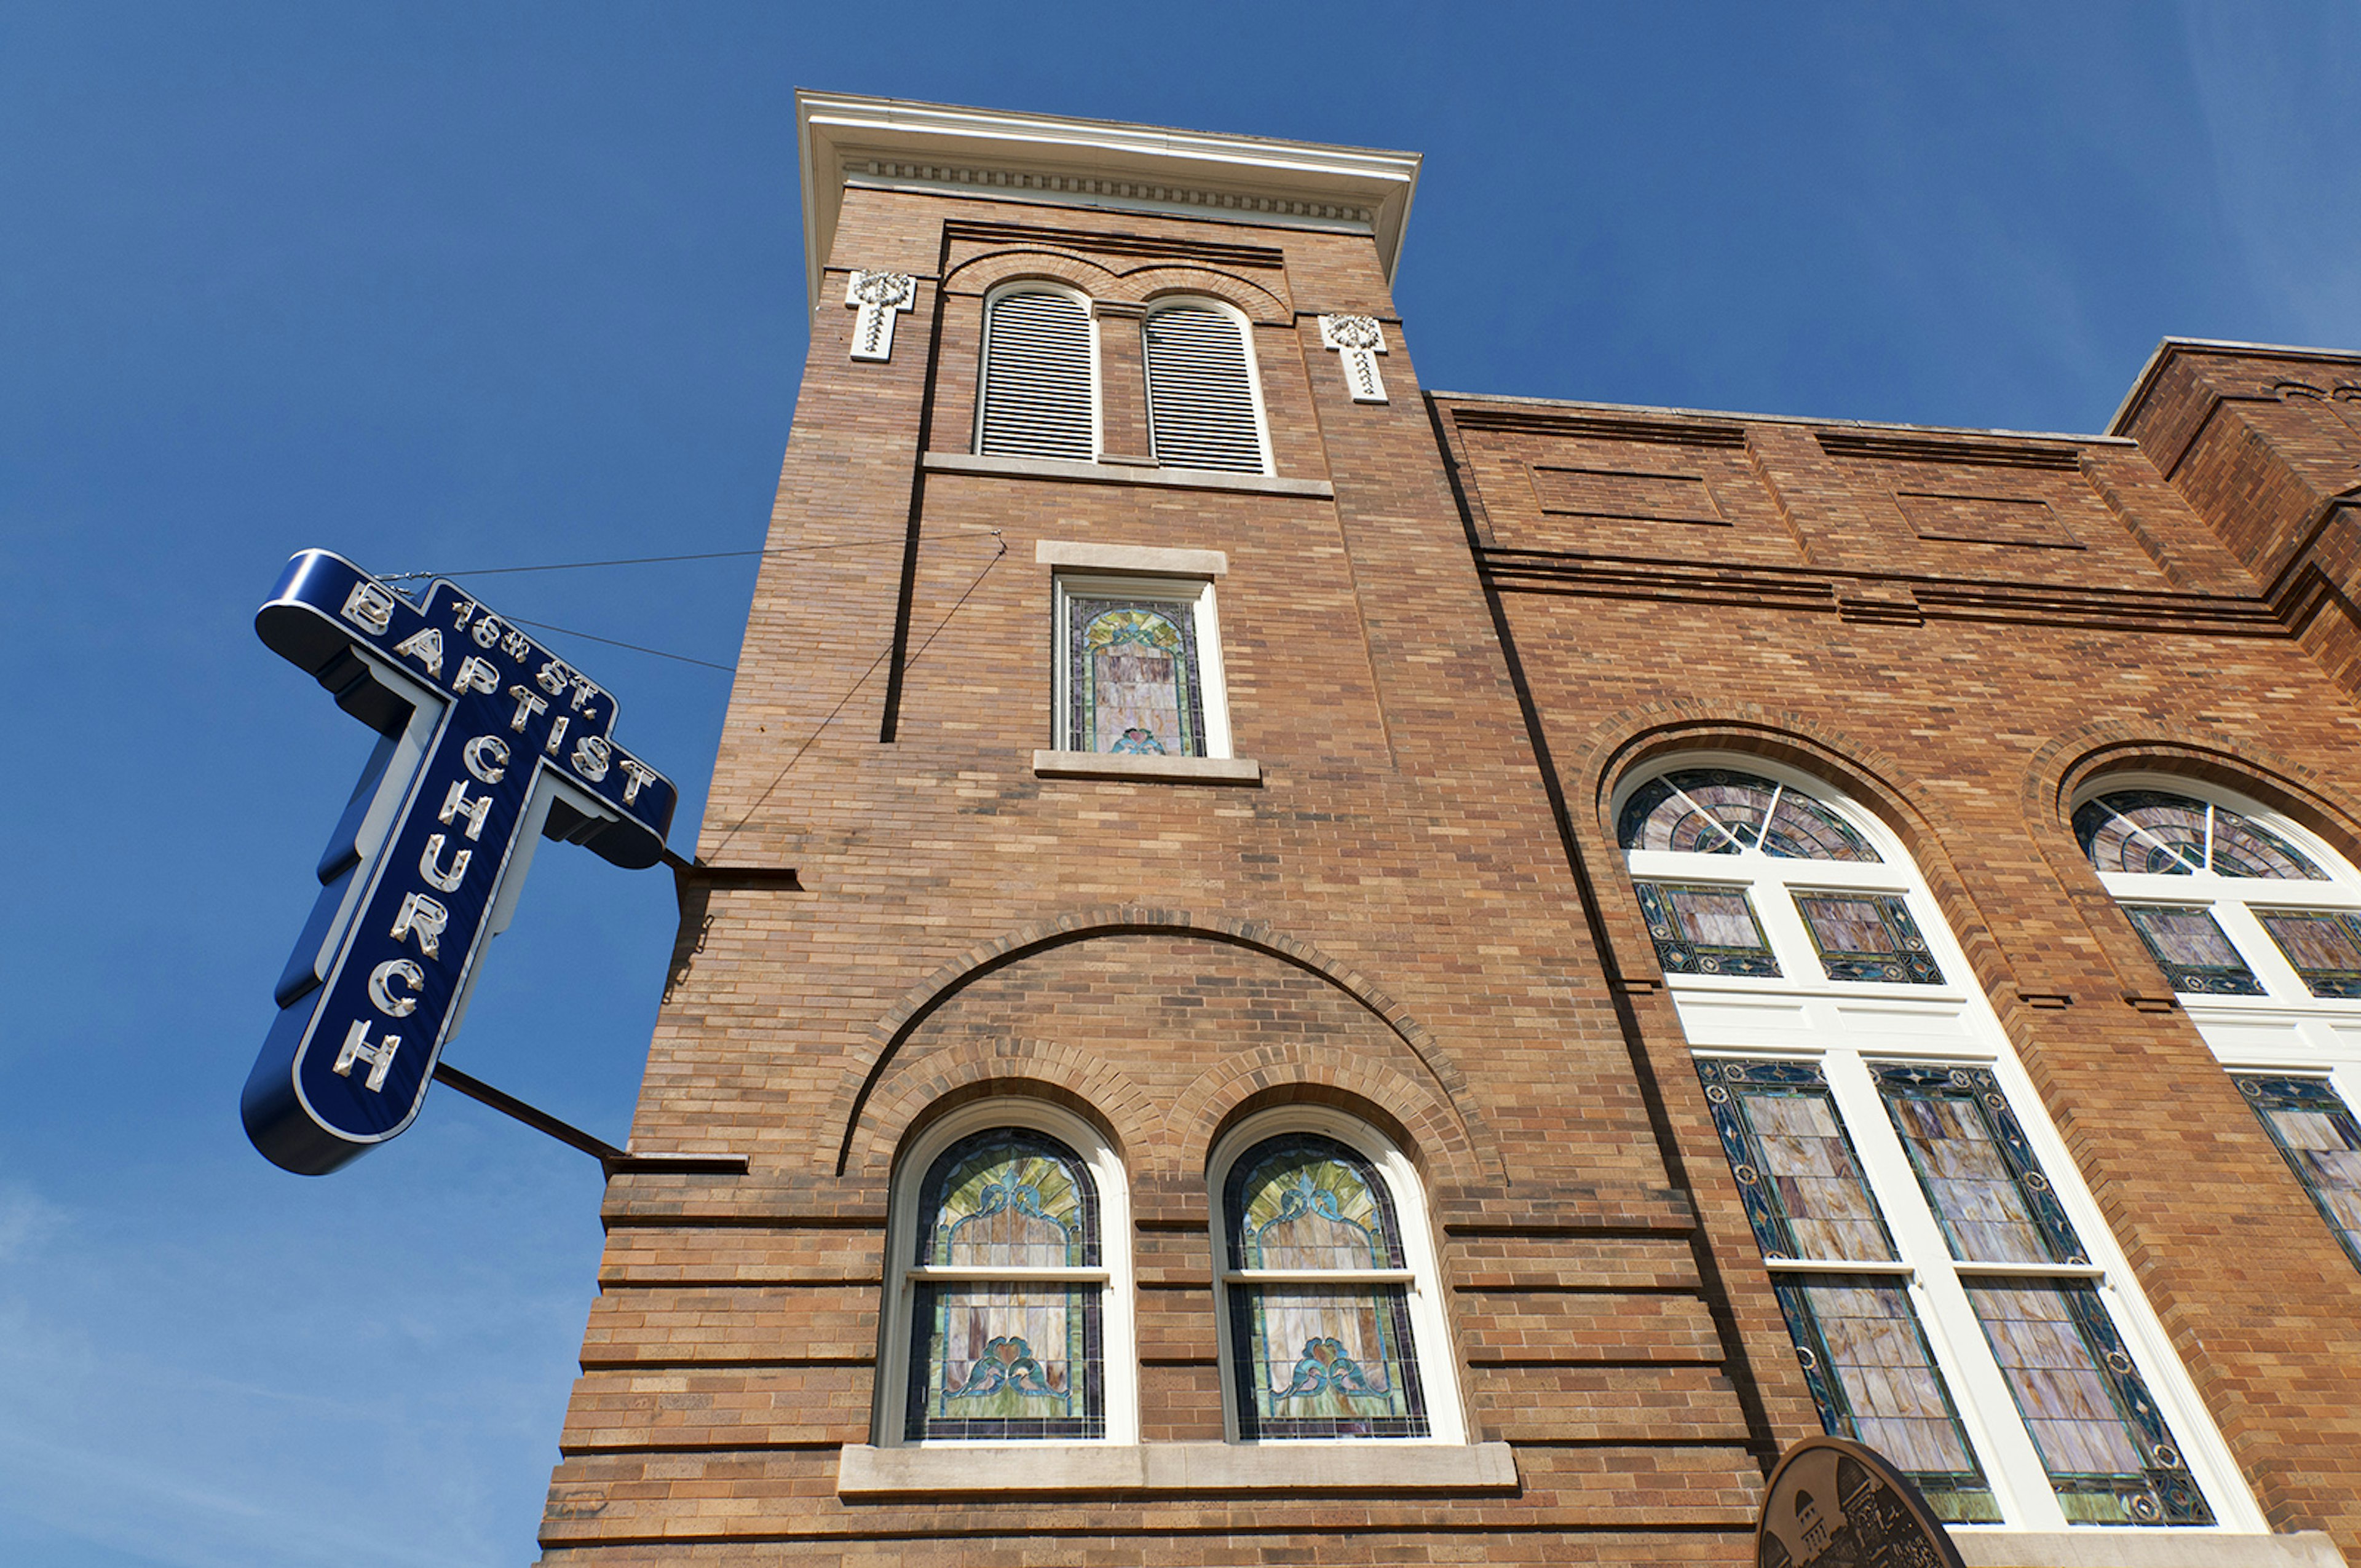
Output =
[
  {"x1": 906, "y1": 1130, "x2": 1102, "y2": 1440},
  {"x1": 2074, "y1": 789, "x2": 2327, "y2": 881},
  {"x1": 1619, "y1": 768, "x2": 1881, "y2": 861},
  {"x1": 1225, "y1": 1135, "x2": 1428, "y2": 1439},
  {"x1": 1876, "y1": 1066, "x2": 2082, "y2": 1266},
  {"x1": 1067, "y1": 599, "x2": 1204, "y2": 758}
]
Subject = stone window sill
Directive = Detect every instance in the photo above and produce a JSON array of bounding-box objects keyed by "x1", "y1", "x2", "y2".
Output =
[
  {"x1": 1034, "y1": 751, "x2": 1261, "y2": 786},
  {"x1": 837, "y1": 1441, "x2": 1517, "y2": 1497},
  {"x1": 1948, "y1": 1530, "x2": 2345, "y2": 1568},
  {"x1": 925, "y1": 450, "x2": 1334, "y2": 498}
]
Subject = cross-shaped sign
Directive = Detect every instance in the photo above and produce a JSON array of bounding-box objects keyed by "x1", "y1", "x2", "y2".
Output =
[{"x1": 242, "y1": 550, "x2": 678, "y2": 1175}]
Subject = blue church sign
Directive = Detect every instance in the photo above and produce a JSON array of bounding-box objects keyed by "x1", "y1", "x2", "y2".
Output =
[{"x1": 243, "y1": 550, "x2": 678, "y2": 1174}]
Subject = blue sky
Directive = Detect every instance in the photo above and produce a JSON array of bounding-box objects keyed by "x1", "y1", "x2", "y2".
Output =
[{"x1": 1, "y1": 4, "x2": 2354, "y2": 1564}]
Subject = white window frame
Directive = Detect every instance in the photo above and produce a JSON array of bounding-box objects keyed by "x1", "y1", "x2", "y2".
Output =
[
  {"x1": 976, "y1": 280, "x2": 1102, "y2": 462},
  {"x1": 2074, "y1": 773, "x2": 2361, "y2": 1258},
  {"x1": 1619, "y1": 755, "x2": 2263, "y2": 1536},
  {"x1": 1207, "y1": 1107, "x2": 1466, "y2": 1447},
  {"x1": 1051, "y1": 570, "x2": 1233, "y2": 761},
  {"x1": 877, "y1": 1098, "x2": 1137, "y2": 1447},
  {"x1": 1141, "y1": 295, "x2": 1274, "y2": 477}
]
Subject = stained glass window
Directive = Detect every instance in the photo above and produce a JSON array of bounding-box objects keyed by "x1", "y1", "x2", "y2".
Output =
[
  {"x1": 904, "y1": 1129, "x2": 1104, "y2": 1441},
  {"x1": 1062, "y1": 596, "x2": 1206, "y2": 758},
  {"x1": 1635, "y1": 882, "x2": 1780, "y2": 977},
  {"x1": 2121, "y1": 905, "x2": 2264, "y2": 996},
  {"x1": 1619, "y1": 769, "x2": 1880, "y2": 861},
  {"x1": 2255, "y1": 910, "x2": 2361, "y2": 998},
  {"x1": 1876, "y1": 1066, "x2": 2210, "y2": 1524},
  {"x1": 1223, "y1": 1133, "x2": 1430, "y2": 1440},
  {"x1": 1696, "y1": 1060, "x2": 1995, "y2": 1521},
  {"x1": 1794, "y1": 892, "x2": 1944, "y2": 985},
  {"x1": 2074, "y1": 790, "x2": 2327, "y2": 881},
  {"x1": 2236, "y1": 1076, "x2": 2361, "y2": 1271}
]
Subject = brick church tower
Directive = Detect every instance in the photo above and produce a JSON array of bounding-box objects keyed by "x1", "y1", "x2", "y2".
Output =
[{"x1": 538, "y1": 94, "x2": 2361, "y2": 1567}]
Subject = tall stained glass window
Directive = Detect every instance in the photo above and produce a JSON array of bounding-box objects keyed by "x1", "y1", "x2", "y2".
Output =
[
  {"x1": 2074, "y1": 781, "x2": 2361, "y2": 1279},
  {"x1": 1697, "y1": 1060, "x2": 1996, "y2": 1521},
  {"x1": 1222, "y1": 1133, "x2": 1431, "y2": 1440},
  {"x1": 1876, "y1": 1068, "x2": 2210, "y2": 1525},
  {"x1": 904, "y1": 1128, "x2": 1104, "y2": 1441}
]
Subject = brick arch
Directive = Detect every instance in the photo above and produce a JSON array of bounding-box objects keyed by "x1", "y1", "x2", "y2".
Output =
[
  {"x1": 1554, "y1": 700, "x2": 2023, "y2": 1002},
  {"x1": 1101, "y1": 264, "x2": 1290, "y2": 326},
  {"x1": 844, "y1": 1037, "x2": 1162, "y2": 1181},
  {"x1": 941, "y1": 248, "x2": 1123, "y2": 297},
  {"x1": 2026, "y1": 720, "x2": 2361, "y2": 885},
  {"x1": 1168, "y1": 1047, "x2": 1483, "y2": 1188},
  {"x1": 828, "y1": 906, "x2": 1501, "y2": 1181}
]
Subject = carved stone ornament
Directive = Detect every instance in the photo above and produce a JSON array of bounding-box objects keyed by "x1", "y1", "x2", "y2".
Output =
[
  {"x1": 1318, "y1": 313, "x2": 1390, "y2": 403},
  {"x1": 845, "y1": 270, "x2": 919, "y2": 361}
]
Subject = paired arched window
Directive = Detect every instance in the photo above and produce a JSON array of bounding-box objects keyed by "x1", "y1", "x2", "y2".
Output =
[
  {"x1": 974, "y1": 286, "x2": 1269, "y2": 474},
  {"x1": 1143, "y1": 302, "x2": 1270, "y2": 475},
  {"x1": 977, "y1": 286, "x2": 1098, "y2": 462},
  {"x1": 2074, "y1": 781, "x2": 2361, "y2": 1272},
  {"x1": 883, "y1": 1105, "x2": 1457, "y2": 1447},
  {"x1": 1624, "y1": 761, "x2": 2232, "y2": 1529}
]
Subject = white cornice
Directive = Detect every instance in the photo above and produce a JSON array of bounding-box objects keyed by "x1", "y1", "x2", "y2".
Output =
[{"x1": 795, "y1": 91, "x2": 1422, "y2": 306}]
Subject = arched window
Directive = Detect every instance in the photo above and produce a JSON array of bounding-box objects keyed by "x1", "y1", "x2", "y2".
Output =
[
  {"x1": 1143, "y1": 300, "x2": 1270, "y2": 475},
  {"x1": 883, "y1": 1104, "x2": 1133, "y2": 1443},
  {"x1": 976, "y1": 285, "x2": 1097, "y2": 462},
  {"x1": 1212, "y1": 1115, "x2": 1461, "y2": 1443},
  {"x1": 2074, "y1": 781, "x2": 2361, "y2": 1272},
  {"x1": 1621, "y1": 761, "x2": 2243, "y2": 1531}
]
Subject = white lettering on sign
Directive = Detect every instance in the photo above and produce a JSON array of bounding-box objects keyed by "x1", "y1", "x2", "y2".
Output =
[
  {"x1": 438, "y1": 779, "x2": 493, "y2": 841},
  {"x1": 501, "y1": 628, "x2": 532, "y2": 661},
  {"x1": 507, "y1": 685, "x2": 548, "y2": 733},
  {"x1": 392, "y1": 626, "x2": 445, "y2": 678},
  {"x1": 569, "y1": 676, "x2": 603, "y2": 715},
  {"x1": 449, "y1": 598, "x2": 477, "y2": 631},
  {"x1": 341, "y1": 580, "x2": 397, "y2": 636},
  {"x1": 453, "y1": 655, "x2": 500, "y2": 696},
  {"x1": 544, "y1": 715, "x2": 569, "y2": 755},
  {"x1": 462, "y1": 735, "x2": 510, "y2": 785},
  {"x1": 390, "y1": 891, "x2": 448, "y2": 957},
  {"x1": 618, "y1": 757, "x2": 658, "y2": 806},
  {"x1": 367, "y1": 958, "x2": 425, "y2": 1018},
  {"x1": 570, "y1": 733, "x2": 611, "y2": 781},
  {"x1": 535, "y1": 659, "x2": 572, "y2": 698},
  {"x1": 418, "y1": 833, "x2": 472, "y2": 892},
  {"x1": 333, "y1": 1018, "x2": 401, "y2": 1092}
]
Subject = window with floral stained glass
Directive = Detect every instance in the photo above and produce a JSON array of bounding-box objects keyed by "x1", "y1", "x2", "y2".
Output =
[
  {"x1": 1215, "y1": 1124, "x2": 1460, "y2": 1443},
  {"x1": 893, "y1": 1122, "x2": 1120, "y2": 1443},
  {"x1": 1053, "y1": 573, "x2": 1230, "y2": 760},
  {"x1": 2074, "y1": 780, "x2": 2361, "y2": 1278},
  {"x1": 1624, "y1": 760, "x2": 2248, "y2": 1531}
]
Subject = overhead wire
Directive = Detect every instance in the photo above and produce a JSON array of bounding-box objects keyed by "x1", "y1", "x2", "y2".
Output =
[{"x1": 704, "y1": 531, "x2": 1006, "y2": 861}]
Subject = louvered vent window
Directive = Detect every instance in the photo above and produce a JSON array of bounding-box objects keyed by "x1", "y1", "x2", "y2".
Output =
[
  {"x1": 978, "y1": 290, "x2": 1096, "y2": 462},
  {"x1": 1144, "y1": 305, "x2": 1268, "y2": 474}
]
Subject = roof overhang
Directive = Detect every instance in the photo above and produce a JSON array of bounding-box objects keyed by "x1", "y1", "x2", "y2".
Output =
[{"x1": 795, "y1": 91, "x2": 1423, "y2": 307}]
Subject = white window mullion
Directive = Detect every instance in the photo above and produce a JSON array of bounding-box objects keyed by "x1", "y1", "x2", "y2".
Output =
[{"x1": 1822, "y1": 1052, "x2": 2066, "y2": 1529}]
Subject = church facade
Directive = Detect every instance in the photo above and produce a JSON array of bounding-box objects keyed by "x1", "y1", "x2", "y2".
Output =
[{"x1": 536, "y1": 93, "x2": 2361, "y2": 1567}]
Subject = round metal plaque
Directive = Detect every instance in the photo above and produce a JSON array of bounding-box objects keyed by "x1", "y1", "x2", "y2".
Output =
[{"x1": 1756, "y1": 1436, "x2": 1966, "y2": 1568}]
